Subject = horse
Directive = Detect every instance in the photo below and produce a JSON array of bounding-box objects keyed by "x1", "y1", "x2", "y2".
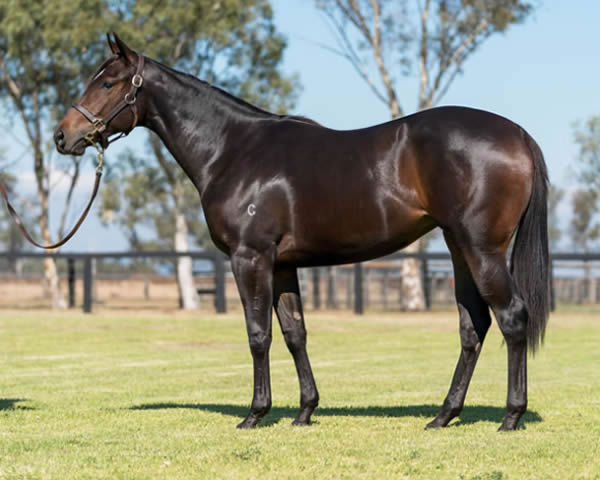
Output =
[{"x1": 54, "y1": 33, "x2": 549, "y2": 431}]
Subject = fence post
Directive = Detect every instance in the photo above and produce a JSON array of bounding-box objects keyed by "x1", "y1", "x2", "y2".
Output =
[
  {"x1": 67, "y1": 258, "x2": 75, "y2": 308},
  {"x1": 381, "y1": 269, "x2": 388, "y2": 310},
  {"x1": 550, "y1": 260, "x2": 556, "y2": 312},
  {"x1": 326, "y1": 266, "x2": 337, "y2": 309},
  {"x1": 312, "y1": 268, "x2": 321, "y2": 309},
  {"x1": 354, "y1": 263, "x2": 363, "y2": 314},
  {"x1": 421, "y1": 256, "x2": 431, "y2": 310},
  {"x1": 214, "y1": 253, "x2": 227, "y2": 313},
  {"x1": 83, "y1": 257, "x2": 93, "y2": 313}
]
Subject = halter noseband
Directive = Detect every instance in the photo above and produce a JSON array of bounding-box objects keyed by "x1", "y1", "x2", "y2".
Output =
[{"x1": 72, "y1": 55, "x2": 145, "y2": 149}]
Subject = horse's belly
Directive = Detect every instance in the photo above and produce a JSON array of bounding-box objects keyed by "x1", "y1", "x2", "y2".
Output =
[{"x1": 275, "y1": 201, "x2": 435, "y2": 267}]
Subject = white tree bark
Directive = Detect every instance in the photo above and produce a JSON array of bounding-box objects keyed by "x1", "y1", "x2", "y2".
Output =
[
  {"x1": 150, "y1": 132, "x2": 200, "y2": 310},
  {"x1": 38, "y1": 165, "x2": 66, "y2": 310},
  {"x1": 43, "y1": 256, "x2": 66, "y2": 309},
  {"x1": 400, "y1": 242, "x2": 426, "y2": 311},
  {"x1": 174, "y1": 207, "x2": 199, "y2": 310}
]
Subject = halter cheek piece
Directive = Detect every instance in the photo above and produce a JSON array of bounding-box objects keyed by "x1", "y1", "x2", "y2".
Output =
[{"x1": 72, "y1": 55, "x2": 145, "y2": 151}]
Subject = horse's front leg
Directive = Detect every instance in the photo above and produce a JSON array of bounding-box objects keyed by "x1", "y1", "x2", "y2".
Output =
[{"x1": 231, "y1": 246, "x2": 275, "y2": 429}]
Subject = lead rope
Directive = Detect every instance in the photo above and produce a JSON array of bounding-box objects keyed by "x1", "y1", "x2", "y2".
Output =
[{"x1": 0, "y1": 140, "x2": 105, "y2": 250}]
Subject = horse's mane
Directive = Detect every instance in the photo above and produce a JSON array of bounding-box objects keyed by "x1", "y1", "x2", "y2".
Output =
[{"x1": 282, "y1": 115, "x2": 321, "y2": 126}]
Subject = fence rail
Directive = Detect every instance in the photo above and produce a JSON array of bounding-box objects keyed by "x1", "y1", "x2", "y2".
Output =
[
  {"x1": 1, "y1": 250, "x2": 599, "y2": 313},
  {"x1": 0, "y1": 250, "x2": 227, "y2": 313}
]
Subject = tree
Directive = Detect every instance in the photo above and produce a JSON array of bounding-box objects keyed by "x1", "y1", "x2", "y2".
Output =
[
  {"x1": 570, "y1": 189, "x2": 599, "y2": 253},
  {"x1": 570, "y1": 188, "x2": 599, "y2": 303},
  {"x1": 572, "y1": 115, "x2": 600, "y2": 302},
  {"x1": 314, "y1": 0, "x2": 535, "y2": 310},
  {"x1": 573, "y1": 116, "x2": 600, "y2": 190},
  {"x1": 0, "y1": 0, "x2": 111, "y2": 307},
  {"x1": 99, "y1": 0, "x2": 299, "y2": 308},
  {"x1": 548, "y1": 184, "x2": 564, "y2": 251}
]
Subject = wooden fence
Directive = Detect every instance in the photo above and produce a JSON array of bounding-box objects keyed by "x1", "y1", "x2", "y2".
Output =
[{"x1": 1, "y1": 251, "x2": 600, "y2": 313}]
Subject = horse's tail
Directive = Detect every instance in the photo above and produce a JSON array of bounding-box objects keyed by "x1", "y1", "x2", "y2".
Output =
[{"x1": 510, "y1": 131, "x2": 550, "y2": 354}]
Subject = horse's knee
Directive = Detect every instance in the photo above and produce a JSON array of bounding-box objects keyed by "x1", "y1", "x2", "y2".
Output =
[
  {"x1": 283, "y1": 328, "x2": 306, "y2": 355},
  {"x1": 248, "y1": 331, "x2": 272, "y2": 355},
  {"x1": 497, "y1": 296, "x2": 528, "y2": 343}
]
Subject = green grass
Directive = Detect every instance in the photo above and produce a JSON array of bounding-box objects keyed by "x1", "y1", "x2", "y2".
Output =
[{"x1": 0, "y1": 309, "x2": 599, "y2": 479}]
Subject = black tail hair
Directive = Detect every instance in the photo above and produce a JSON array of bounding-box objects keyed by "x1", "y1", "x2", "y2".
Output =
[{"x1": 510, "y1": 131, "x2": 550, "y2": 354}]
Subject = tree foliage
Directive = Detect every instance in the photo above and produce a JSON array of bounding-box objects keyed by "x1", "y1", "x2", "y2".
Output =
[
  {"x1": 570, "y1": 188, "x2": 600, "y2": 253},
  {"x1": 315, "y1": 0, "x2": 535, "y2": 115},
  {"x1": 112, "y1": 0, "x2": 299, "y2": 113},
  {"x1": 573, "y1": 116, "x2": 600, "y2": 191}
]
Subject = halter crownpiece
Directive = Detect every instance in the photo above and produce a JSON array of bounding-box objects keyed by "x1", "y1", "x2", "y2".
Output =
[{"x1": 72, "y1": 54, "x2": 145, "y2": 150}]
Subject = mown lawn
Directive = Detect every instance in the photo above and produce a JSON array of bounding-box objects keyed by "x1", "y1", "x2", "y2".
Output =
[{"x1": 0, "y1": 308, "x2": 598, "y2": 479}]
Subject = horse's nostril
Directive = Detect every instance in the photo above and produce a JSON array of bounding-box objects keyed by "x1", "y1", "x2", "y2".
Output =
[{"x1": 54, "y1": 128, "x2": 66, "y2": 147}]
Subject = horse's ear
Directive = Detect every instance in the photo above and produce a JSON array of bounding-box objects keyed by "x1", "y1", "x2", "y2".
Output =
[
  {"x1": 107, "y1": 33, "x2": 119, "y2": 54},
  {"x1": 111, "y1": 32, "x2": 138, "y2": 65}
]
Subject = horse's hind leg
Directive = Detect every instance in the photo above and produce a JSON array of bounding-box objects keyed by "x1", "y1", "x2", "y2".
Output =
[
  {"x1": 427, "y1": 232, "x2": 492, "y2": 429},
  {"x1": 273, "y1": 267, "x2": 319, "y2": 425},
  {"x1": 460, "y1": 246, "x2": 529, "y2": 431}
]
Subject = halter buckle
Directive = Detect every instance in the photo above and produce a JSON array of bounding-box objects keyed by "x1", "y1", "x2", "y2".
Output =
[
  {"x1": 132, "y1": 74, "x2": 143, "y2": 88},
  {"x1": 124, "y1": 92, "x2": 136, "y2": 104},
  {"x1": 92, "y1": 119, "x2": 106, "y2": 132}
]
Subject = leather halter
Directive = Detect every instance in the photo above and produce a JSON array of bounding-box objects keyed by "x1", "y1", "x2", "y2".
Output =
[
  {"x1": 72, "y1": 55, "x2": 145, "y2": 148},
  {"x1": 0, "y1": 55, "x2": 145, "y2": 250}
]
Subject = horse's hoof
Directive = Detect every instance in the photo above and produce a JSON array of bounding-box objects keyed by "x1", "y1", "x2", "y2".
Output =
[
  {"x1": 291, "y1": 418, "x2": 311, "y2": 426},
  {"x1": 237, "y1": 417, "x2": 259, "y2": 429},
  {"x1": 425, "y1": 417, "x2": 447, "y2": 429},
  {"x1": 425, "y1": 421, "x2": 441, "y2": 429},
  {"x1": 497, "y1": 421, "x2": 518, "y2": 432}
]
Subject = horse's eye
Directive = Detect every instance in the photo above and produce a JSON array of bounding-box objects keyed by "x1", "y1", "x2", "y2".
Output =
[{"x1": 102, "y1": 81, "x2": 113, "y2": 89}]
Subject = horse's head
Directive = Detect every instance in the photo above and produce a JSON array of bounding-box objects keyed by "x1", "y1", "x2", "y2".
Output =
[{"x1": 54, "y1": 33, "x2": 144, "y2": 155}]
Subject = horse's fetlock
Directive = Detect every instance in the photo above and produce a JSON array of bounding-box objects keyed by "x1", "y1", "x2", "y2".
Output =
[
  {"x1": 507, "y1": 400, "x2": 527, "y2": 416},
  {"x1": 301, "y1": 391, "x2": 319, "y2": 409},
  {"x1": 251, "y1": 400, "x2": 271, "y2": 416}
]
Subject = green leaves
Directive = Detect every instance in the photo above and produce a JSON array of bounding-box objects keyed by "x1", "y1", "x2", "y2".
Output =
[
  {"x1": 0, "y1": 0, "x2": 112, "y2": 118},
  {"x1": 571, "y1": 115, "x2": 600, "y2": 251}
]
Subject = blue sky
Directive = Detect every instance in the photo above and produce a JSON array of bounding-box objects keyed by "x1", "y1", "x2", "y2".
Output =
[{"x1": 6, "y1": 1, "x2": 600, "y2": 251}]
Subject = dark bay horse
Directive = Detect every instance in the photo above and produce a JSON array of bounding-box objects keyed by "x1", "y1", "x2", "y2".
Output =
[{"x1": 55, "y1": 34, "x2": 549, "y2": 431}]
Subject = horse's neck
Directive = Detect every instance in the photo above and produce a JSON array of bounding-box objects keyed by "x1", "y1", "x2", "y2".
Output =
[{"x1": 141, "y1": 61, "x2": 272, "y2": 195}]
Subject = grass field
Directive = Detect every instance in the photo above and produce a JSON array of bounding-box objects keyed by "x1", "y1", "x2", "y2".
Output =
[{"x1": 0, "y1": 309, "x2": 599, "y2": 479}]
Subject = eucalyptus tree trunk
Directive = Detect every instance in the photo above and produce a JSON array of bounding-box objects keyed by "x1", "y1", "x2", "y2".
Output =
[
  {"x1": 35, "y1": 151, "x2": 66, "y2": 309},
  {"x1": 150, "y1": 133, "x2": 199, "y2": 310},
  {"x1": 174, "y1": 198, "x2": 199, "y2": 310},
  {"x1": 400, "y1": 242, "x2": 425, "y2": 311}
]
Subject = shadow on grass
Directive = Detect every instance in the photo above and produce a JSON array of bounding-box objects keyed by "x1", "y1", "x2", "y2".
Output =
[
  {"x1": 0, "y1": 398, "x2": 35, "y2": 411},
  {"x1": 129, "y1": 402, "x2": 542, "y2": 427}
]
